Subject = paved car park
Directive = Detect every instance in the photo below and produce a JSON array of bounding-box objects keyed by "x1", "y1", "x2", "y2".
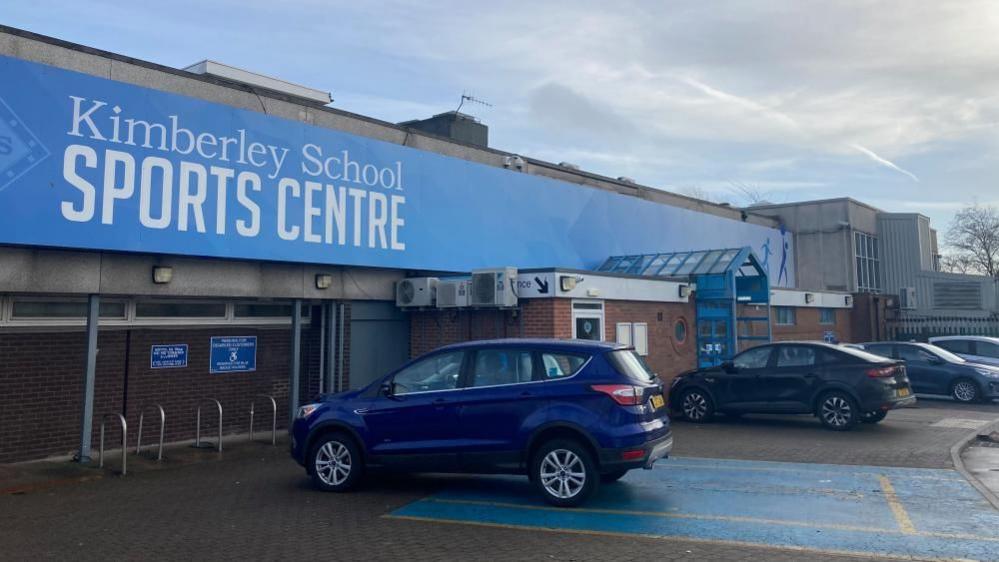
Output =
[{"x1": 2, "y1": 398, "x2": 997, "y2": 561}]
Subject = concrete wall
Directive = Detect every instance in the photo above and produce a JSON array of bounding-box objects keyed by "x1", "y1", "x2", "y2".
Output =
[
  {"x1": 751, "y1": 199, "x2": 877, "y2": 292},
  {"x1": 0, "y1": 247, "x2": 401, "y2": 300}
]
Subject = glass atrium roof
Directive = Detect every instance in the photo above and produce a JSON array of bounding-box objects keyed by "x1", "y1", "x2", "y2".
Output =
[{"x1": 597, "y1": 248, "x2": 756, "y2": 277}]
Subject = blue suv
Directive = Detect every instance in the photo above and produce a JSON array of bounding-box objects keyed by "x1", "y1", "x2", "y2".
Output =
[{"x1": 290, "y1": 339, "x2": 673, "y2": 506}]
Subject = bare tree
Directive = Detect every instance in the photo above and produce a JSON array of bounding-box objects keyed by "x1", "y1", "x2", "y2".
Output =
[
  {"x1": 676, "y1": 185, "x2": 721, "y2": 203},
  {"x1": 728, "y1": 181, "x2": 774, "y2": 207},
  {"x1": 944, "y1": 204, "x2": 999, "y2": 278},
  {"x1": 939, "y1": 252, "x2": 976, "y2": 274}
]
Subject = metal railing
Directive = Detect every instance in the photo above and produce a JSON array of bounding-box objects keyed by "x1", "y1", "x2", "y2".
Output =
[
  {"x1": 135, "y1": 404, "x2": 166, "y2": 461},
  {"x1": 99, "y1": 413, "x2": 128, "y2": 475},
  {"x1": 194, "y1": 398, "x2": 223, "y2": 453},
  {"x1": 249, "y1": 395, "x2": 277, "y2": 445}
]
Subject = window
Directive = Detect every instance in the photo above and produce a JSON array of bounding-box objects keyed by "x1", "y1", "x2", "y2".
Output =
[
  {"x1": 897, "y1": 345, "x2": 935, "y2": 363},
  {"x1": 607, "y1": 350, "x2": 656, "y2": 382},
  {"x1": 674, "y1": 319, "x2": 687, "y2": 343},
  {"x1": 470, "y1": 349, "x2": 534, "y2": 387},
  {"x1": 819, "y1": 308, "x2": 836, "y2": 325},
  {"x1": 136, "y1": 301, "x2": 227, "y2": 318},
  {"x1": 391, "y1": 351, "x2": 463, "y2": 395},
  {"x1": 776, "y1": 346, "x2": 816, "y2": 367},
  {"x1": 572, "y1": 300, "x2": 604, "y2": 341},
  {"x1": 855, "y1": 232, "x2": 881, "y2": 293},
  {"x1": 541, "y1": 352, "x2": 588, "y2": 379},
  {"x1": 977, "y1": 341, "x2": 999, "y2": 359},
  {"x1": 734, "y1": 346, "x2": 772, "y2": 370},
  {"x1": 774, "y1": 306, "x2": 796, "y2": 326},
  {"x1": 11, "y1": 298, "x2": 126, "y2": 319},
  {"x1": 864, "y1": 344, "x2": 893, "y2": 358},
  {"x1": 935, "y1": 339, "x2": 971, "y2": 354}
]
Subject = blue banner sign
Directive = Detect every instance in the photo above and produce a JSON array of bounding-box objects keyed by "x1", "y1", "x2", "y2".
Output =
[
  {"x1": 0, "y1": 55, "x2": 794, "y2": 286},
  {"x1": 210, "y1": 336, "x2": 257, "y2": 374},
  {"x1": 150, "y1": 344, "x2": 188, "y2": 369}
]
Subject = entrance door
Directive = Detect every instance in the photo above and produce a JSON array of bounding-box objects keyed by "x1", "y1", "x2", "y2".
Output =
[
  {"x1": 697, "y1": 318, "x2": 730, "y2": 368},
  {"x1": 348, "y1": 301, "x2": 411, "y2": 390}
]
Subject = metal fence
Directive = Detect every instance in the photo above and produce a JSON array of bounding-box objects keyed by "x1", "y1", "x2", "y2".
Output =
[{"x1": 886, "y1": 316, "x2": 999, "y2": 342}]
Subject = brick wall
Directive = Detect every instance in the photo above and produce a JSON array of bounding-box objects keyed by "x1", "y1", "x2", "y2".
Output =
[
  {"x1": 771, "y1": 307, "x2": 853, "y2": 343},
  {"x1": 409, "y1": 298, "x2": 696, "y2": 382},
  {"x1": 0, "y1": 325, "x2": 323, "y2": 463},
  {"x1": 603, "y1": 300, "x2": 698, "y2": 382}
]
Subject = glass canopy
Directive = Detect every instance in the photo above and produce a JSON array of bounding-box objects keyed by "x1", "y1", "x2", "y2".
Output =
[{"x1": 597, "y1": 248, "x2": 749, "y2": 277}]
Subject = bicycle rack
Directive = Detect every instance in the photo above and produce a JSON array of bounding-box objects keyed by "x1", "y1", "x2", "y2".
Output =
[
  {"x1": 194, "y1": 398, "x2": 223, "y2": 453},
  {"x1": 135, "y1": 404, "x2": 166, "y2": 461},
  {"x1": 249, "y1": 395, "x2": 277, "y2": 445},
  {"x1": 99, "y1": 413, "x2": 128, "y2": 475}
]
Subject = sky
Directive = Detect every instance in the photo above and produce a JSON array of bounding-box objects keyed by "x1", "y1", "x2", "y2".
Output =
[{"x1": 4, "y1": 0, "x2": 999, "y2": 234}]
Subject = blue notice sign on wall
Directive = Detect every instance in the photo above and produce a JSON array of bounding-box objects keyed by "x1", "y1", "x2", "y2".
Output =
[
  {"x1": 210, "y1": 336, "x2": 257, "y2": 374},
  {"x1": 150, "y1": 344, "x2": 188, "y2": 369}
]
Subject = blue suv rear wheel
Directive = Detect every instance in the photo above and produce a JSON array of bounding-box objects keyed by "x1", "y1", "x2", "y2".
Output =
[{"x1": 531, "y1": 439, "x2": 598, "y2": 507}]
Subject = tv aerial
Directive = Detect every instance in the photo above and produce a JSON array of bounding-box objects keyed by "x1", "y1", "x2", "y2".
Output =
[{"x1": 455, "y1": 91, "x2": 493, "y2": 114}]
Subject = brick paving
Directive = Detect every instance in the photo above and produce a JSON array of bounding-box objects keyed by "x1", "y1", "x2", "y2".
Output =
[{"x1": 0, "y1": 397, "x2": 995, "y2": 561}]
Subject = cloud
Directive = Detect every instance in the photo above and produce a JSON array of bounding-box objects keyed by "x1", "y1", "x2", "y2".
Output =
[{"x1": 848, "y1": 144, "x2": 920, "y2": 182}]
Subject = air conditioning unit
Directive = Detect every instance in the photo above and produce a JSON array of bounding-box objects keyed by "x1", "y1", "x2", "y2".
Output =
[
  {"x1": 396, "y1": 277, "x2": 438, "y2": 308},
  {"x1": 436, "y1": 279, "x2": 470, "y2": 308},
  {"x1": 470, "y1": 267, "x2": 518, "y2": 307},
  {"x1": 899, "y1": 287, "x2": 917, "y2": 310}
]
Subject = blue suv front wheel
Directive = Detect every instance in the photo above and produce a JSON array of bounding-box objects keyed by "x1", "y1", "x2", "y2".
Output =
[{"x1": 309, "y1": 433, "x2": 363, "y2": 492}]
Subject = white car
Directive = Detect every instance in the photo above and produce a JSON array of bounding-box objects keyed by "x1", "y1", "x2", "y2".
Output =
[{"x1": 929, "y1": 336, "x2": 999, "y2": 367}]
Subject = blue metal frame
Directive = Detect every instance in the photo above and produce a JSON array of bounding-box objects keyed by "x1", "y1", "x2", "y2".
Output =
[{"x1": 599, "y1": 247, "x2": 771, "y2": 367}]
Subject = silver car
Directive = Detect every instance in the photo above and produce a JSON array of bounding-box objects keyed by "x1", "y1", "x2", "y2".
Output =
[{"x1": 929, "y1": 336, "x2": 999, "y2": 368}]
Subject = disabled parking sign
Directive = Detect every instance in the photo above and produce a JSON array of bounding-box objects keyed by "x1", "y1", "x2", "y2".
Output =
[{"x1": 210, "y1": 336, "x2": 257, "y2": 374}]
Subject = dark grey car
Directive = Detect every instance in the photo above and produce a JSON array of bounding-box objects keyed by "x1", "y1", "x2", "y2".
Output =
[{"x1": 856, "y1": 342, "x2": 999, "y2": 403}]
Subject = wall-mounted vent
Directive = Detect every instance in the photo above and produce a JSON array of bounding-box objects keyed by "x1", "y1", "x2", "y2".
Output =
[{"x1": 932, "y1": 282, "x2": 981, "y2": 310}]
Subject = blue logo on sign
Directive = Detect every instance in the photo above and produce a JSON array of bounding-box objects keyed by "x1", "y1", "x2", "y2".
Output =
[
  {"x1": 0, "y1": 96, "x2": 48, "y2": 192},
  {"x1": 210, "y1": 336, "x2": 257, "y2": 374},
  {"x1": 151, "y1": 344, "x2": 188, "y2": 369}
]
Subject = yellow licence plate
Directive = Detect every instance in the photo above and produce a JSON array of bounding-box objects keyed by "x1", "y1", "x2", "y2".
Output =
[
  {"x1": 897, "y1": 387, "x2": 911, "y2": 397},
  {"x1": 651, "y1": 394, "x2": 665, "y2": 409}
]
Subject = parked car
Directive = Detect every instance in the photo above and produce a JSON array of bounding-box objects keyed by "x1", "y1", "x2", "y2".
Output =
[
  {"x1": 290, "y1": 339, "x2": 673, "y2": 507},
  {"x1": 929, "y1": 336, "x2": 999, "y2": 367},
  {"x1": 668, "y1": 341, "x2": 914, "y2": 431},
  {"x1": 855, "y1": 341, "x2": 999, "y2": 403}
]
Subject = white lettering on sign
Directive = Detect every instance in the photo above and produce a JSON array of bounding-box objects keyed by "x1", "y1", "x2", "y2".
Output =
[{"x1": 58, "y1": 97, "x2": 408, "y2": 252}]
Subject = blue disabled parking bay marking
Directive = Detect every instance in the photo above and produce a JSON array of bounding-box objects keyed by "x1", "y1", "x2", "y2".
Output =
[{"x1": 387, "y1": 457, "x2": 999, "y2": 561}]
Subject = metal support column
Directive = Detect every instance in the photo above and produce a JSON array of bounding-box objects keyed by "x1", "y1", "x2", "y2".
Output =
[
  {"x1": 77, "y1": 294, "x2": 100, "y2": 463},
  {"x1": 324, "y1": 302, "x2": 337, "y2": 395},
  {"x1": 336, "y1": 302, "x2": 346, "y2": 393},
  {"x1": 289, "y1": 299, "x2": 302, "y2": 423}
]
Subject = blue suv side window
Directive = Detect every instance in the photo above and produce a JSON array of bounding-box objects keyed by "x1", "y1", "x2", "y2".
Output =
[
  {"x1": 541, "y1": 352, "x2": 587, "y2": 379},
  {"x1": 470, "y1": 349, "x2": 534, "y2": 387},
  {"x1": 392, "y1": 351, "x2": 463, "y2": 395}
]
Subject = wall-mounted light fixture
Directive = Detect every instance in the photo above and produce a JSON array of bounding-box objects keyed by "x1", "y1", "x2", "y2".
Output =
[
  {"x1": 586, "y1": 288, "x2": 600, "y2": 297},
  {"x1": 678, "y1": 284, "x2": 691, "y2": 299},
  {"x1": 152, "y1": 266, "x2": 173, "y2": 284},
  {"x1": 845, "y1": 295, "x2": 853, "y2": 307},
  {"x1": 315, "y1": 273, "x2": 333, "y2": 290},
  {"x1": 560, "y1": 275, "x2": 577, "y2": 292},
  {"x1": 805, "y1": 292, "x2": 815, "y2": 304}
]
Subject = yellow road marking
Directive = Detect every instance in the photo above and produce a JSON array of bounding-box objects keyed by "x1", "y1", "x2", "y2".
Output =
[
  {"x1": 878, "y1": 475, "x2": 917, "y2": 535},
  {"x1": 383, "y1": 514, "x2": 967, "y2": 562}
]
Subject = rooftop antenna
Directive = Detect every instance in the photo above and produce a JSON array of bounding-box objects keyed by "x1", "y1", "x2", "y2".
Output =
[{"x1": 455, "y1": 91, "x2": 493, "y2": 114}]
